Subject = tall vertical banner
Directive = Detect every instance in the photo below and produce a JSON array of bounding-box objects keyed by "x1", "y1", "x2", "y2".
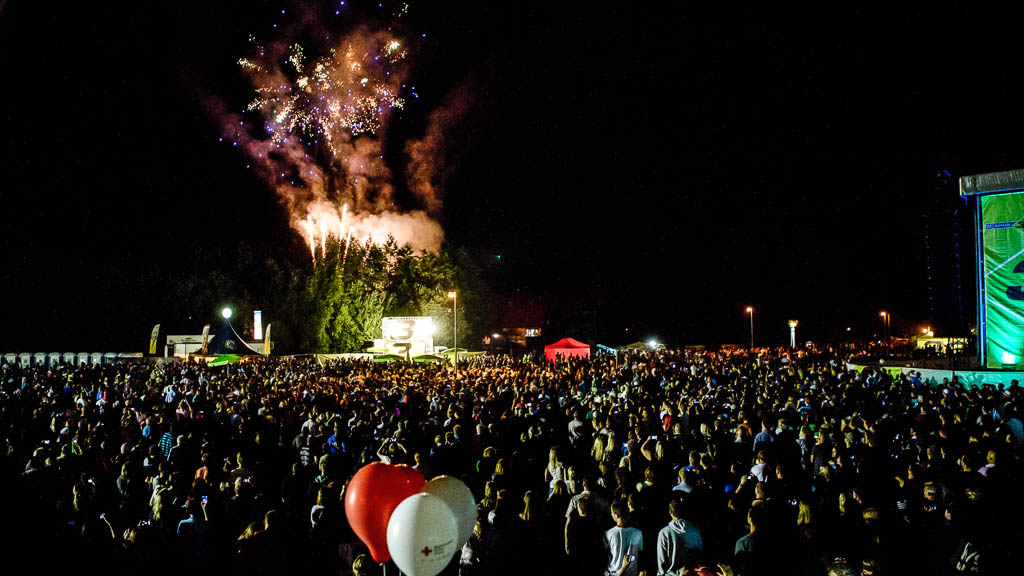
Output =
[
  {"x1": 253, "y1": 310, "x2": 263, "y2": 341},
  {"x1": 982, "y1": 192, "x2": 1024, "y2": 368},
  {"x1": 148, "y1": 324, "x2": 160, "y2": 355},
  {"x1": 264, "y1": 323, "x2": 272, "y2": 355},
  {"x1": 200, "y1": 324, "x2": 211, "y2": 355}
]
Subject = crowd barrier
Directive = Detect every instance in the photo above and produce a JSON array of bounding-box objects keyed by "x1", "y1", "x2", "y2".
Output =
[
  {"x1": 5, "y1": 353, "x2": 1021, "y2": 390},
  {"x1": 846, "y1": 363, "x2": 1024, "y2": 389},
  {"x1": 314, "y1": 353, "x2": 375, "y2": 364}
]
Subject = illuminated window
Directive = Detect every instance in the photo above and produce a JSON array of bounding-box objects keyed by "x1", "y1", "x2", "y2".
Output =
[{"x1": 525, "y1": 328, "x2": 541, "y2": 337}]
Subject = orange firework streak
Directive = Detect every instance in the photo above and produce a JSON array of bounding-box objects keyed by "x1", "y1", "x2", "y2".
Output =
[
  {"x1": 339, "y1": 203, "x2": 348, "y2": 241},
  {"x1": 359, "y1": 235, "x2": 373, "y2": 268},
  {"x1": 320, "y1": 220, "x2": 328, "y2": 260},
  {"x1": 341, "y1": 226, "x2": 354, "y2": 274},
  {"x1": 306, "y1": 215, "x2": 315, "y2": 260}
]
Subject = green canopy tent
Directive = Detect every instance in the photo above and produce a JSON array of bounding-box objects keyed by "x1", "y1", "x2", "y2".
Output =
[
  {"x1": 438, "y1": 347, "x2": 468, "y2": 365},
  {"x1": 621, "y1": 341, "x2": 664, "y2": 351},
  {"x1": 437, "y1": 348, "x2": 468, "y2": 356},
  {"x1": 208, "y1": 354, "x2": 242, "y2": 367},
  {"x1": 412, "y1": 354, "x2": 444, "y2": 364},
  {"x1": 372, "y1": 353, "x2": 406, "y2": 363}
]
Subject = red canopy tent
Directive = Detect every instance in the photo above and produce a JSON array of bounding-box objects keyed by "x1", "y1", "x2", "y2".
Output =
[{"x1": 545, "y1": 338, "x2": 591, "y2": 362}]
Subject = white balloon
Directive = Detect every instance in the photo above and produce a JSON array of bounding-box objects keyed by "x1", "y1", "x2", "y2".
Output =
[
  {"x1": 386, "y1": 493, "x2": 459, "y2": 576},
  {"x1": 423, "y1": 475, "x2": 477, "y2": 547}
]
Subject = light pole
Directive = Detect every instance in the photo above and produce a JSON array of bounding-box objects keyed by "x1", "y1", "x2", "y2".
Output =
[
  {"x1": 788, "y1": 320, "x2": 798, "y2": 349},
  {"x1": 745, "y1": 307, "x2": 754, "y2": 349},
  {"x1": 221, "y1": 307, "x2": 233, "y2": 377},
  {"x1": 448, "y1": 291, "x2": 457, "y2": 374},
  {"x1": 880, "y1": 311, "x2": 890, "y2": 343}
]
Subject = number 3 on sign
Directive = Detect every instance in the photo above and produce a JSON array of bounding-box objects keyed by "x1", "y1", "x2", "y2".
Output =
[{"x1": 392, "y1": 320, "x2": 415, "y2": 340}]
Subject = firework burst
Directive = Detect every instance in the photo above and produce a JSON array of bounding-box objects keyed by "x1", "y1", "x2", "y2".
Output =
[
  {"x1": 211, "y1": 3, "x2": 445, "y2": 258},
  {"x1": 241, "y1": 31, "x2": 406, "y2": 154}
]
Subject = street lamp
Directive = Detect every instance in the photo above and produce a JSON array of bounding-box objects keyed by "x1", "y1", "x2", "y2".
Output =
[
  {"x1": 749, "y1": 305, "x2": 757, "y2": 350},
  {"x1": 448, "y1": 291, "x2": 457, "y2": 374},
  {"x1": 788, "y1": 320, "x2": 798, "y2": 348},
  {"x1": 491, "y1": 333, "x2": 506, "y2": 353},
  {"x1": 880, "y1": 311, "x2": 890, "y2": 343},
  {"x1": 221, "y1": 307, "x2": 234, "y2": 377}
]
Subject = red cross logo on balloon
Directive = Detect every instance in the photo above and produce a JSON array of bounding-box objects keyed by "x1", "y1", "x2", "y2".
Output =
[{"x1": 421, "y1": 546, "x2": 432, "y2": 557}]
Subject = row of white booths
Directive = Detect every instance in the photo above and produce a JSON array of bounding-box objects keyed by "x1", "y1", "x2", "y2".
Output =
[{"x1": 2, "y1": 352, "x2": 144, "y2": 368}]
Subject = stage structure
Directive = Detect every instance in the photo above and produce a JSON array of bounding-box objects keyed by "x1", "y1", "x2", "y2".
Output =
[
  {"x1": 381, "y1": 316, "x2": 435, "y2": 358},
  {"x1": 961, "y1": 169, "x2": 1024, "y2": 368}
]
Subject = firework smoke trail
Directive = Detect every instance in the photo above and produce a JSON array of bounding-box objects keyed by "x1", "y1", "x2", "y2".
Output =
[
  {"x1": 340, "y1": 225, "x2": 354, "y2": 273},
  {"x1": 404, "y1": 79, "x2": 478, "y2": 218},
  {"x1": 319, "y1": 220, "x2": 328, "y2": 259},
  {"x1": 359, "y1": 235, "x2": 373, "y2": 269},
  {"x1": 306, "y1": 215, "x2": 315, "y2": 260},
  {"x1": 339, "y1": 203, "x2": 348, "y2": 242}
]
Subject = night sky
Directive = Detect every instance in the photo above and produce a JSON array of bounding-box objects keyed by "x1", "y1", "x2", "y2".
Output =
[{"x1": 2, "y1": 1, "x2": 1023, "y2": 350}]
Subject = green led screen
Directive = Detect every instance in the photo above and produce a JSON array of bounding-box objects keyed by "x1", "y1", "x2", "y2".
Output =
[{"x1": 983, "y1": 192, "x2": 1024, "y2": 368}]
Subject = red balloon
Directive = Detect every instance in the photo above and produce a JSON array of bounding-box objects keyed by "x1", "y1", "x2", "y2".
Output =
[
  {"x1": 344, "y1": 462, "x2": 426, "y2": 563},
  {"x1": 393, "y1": 463, "x2": 426, "y2": 486}
]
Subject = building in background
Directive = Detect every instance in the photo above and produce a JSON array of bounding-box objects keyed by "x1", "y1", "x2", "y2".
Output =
[
  {"x1": 501, "y1": 293, "x2": 547, "y2": 348},
  {"x1": 923, "y1": 162, "x2": 973, "y2": 335}
]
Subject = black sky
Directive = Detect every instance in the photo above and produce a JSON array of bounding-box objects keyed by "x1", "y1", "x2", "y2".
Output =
[{"x1": 2, "y1": 1, "x2": 1023, "y2": 349}]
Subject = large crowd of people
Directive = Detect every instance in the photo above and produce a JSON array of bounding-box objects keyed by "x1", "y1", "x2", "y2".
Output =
[{"x1": 1, "y1": 347, "x2": 1021, "y2": 575}]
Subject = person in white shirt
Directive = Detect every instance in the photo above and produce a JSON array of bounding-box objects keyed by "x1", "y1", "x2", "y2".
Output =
[
  {"x1": 750, "y1": 450, "x2": 773, "y2": 482},
  {"x1": 163, "y1": 382, "x2": 177, "y2": 404},
  {"x1": 604, "y1": 500, "x2": 643, "y2": 576},
  {"x1": 545, "y1": 446, "x2": 566, "y2": 492},
  {"x1": 672, "y1": 468, "x2": 697, "y2": 493},
  {"x1": 568, "y1": 410, "x2": 587, "y2": 445}
]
